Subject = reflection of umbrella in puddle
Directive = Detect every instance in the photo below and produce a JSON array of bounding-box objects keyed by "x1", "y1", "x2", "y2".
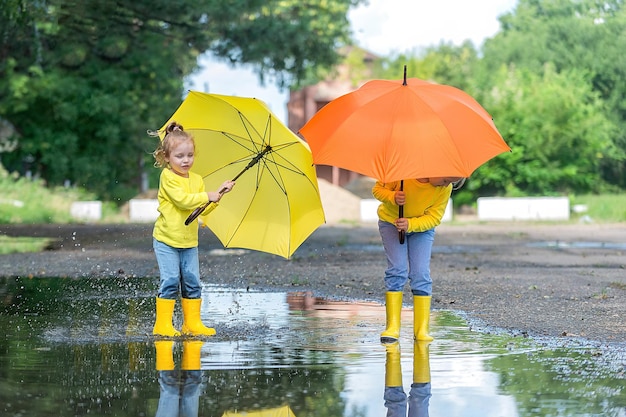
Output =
[
  {"x1": 300, "y1": 66, "x2": 510, "y2": 242},
  {"x1": 222, "y1": 405, "x2": 296, "y2": 416},
  {"x1": 159, "y1": 91, "x2": 325, "y2": 259}
]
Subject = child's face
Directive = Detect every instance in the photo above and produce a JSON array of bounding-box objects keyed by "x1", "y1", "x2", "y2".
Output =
[{"x1": 166, "y1": 139, "x2": 195, "y2": 177}]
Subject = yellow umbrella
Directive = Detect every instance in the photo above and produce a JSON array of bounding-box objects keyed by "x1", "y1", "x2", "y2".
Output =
[
  {"x1": 159, "y1": 91, "x2": 325, "y2": 259},
  {"x1": 222, "y1": 405, "x2": 296, "y2": 417}
]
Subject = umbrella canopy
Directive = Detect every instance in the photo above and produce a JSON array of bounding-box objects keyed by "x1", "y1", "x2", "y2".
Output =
[
  {"x1": 299, "y1": 69, "x2": 510, "y2": 182},
  {"x1": 159, "y1": 91, "x2": 325, "y2": 259}
]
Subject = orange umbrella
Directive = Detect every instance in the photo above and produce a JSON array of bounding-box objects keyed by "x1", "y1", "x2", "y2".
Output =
[{"x1": 299, "y1": 67, "x2": 510, "y2": 183}]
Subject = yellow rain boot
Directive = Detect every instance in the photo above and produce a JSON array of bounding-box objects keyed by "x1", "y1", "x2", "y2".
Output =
[
  {"x1": 181, "y1": 298, "x2": 216, "y2": 337},
  {"x1": 154, "y1": 340, "x2": 175, "y2": 371},
  {"x1": 153, "y1": 298, "x2": 181, "y2": 337},
  {"x1": 181, "y1": 340, "x2": 204, "y2": 370},
  {"x1": 413, "y1": 295, "x2": 434, "y2": 341},
  {"x1": 381, "y1": 291, "x2": 403, "y2": 343},
  {"x1": 413, "y1": 341, "x2": 431, "y2": 384},
  {"x1": 385, "y1": 342, "x2": 403, "y2": 388}
]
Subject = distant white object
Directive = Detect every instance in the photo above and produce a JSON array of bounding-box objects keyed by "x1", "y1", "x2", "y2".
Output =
[
  {"x1": 572, "y1": 204, "x2": 588, "y2": 214},
  {"x1": 70, "y1": 201, "x2": 102, "y2": 221},
  {"x1": 129, "y1": 199, "x2": 159, "y2": 222},
  {"x1": 442, "y1": 199, "x2": 453, "y2": 222},
  {"x1": 360, "y1": 199, "x2": 453, "y2": 223},
  {"x1": 477, "y1": 197, "x2": 570, "y2": 221}
]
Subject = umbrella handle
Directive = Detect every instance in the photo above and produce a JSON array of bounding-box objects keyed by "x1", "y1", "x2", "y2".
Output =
[
  {"x1": 184, "y1": 186, "x2": 229, "y2": 225},
  {"x1": 185, "y1": 202, "x2": 211, "y2": 226},
  {"x1": 399, "y1": 205, "x2": 405, "y2": 244},
  {"x1": 399, "y1": 180, "x2": 405, "y2": 244}
]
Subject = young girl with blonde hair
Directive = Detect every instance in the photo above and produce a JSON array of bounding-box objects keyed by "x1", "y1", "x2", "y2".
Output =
[{"x1": 151, "y1": 121, "x2": 235, "y2": 337}]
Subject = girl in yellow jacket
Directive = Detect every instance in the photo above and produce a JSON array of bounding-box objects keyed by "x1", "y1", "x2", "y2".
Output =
[
  {"x1": 373, "y1": 177, "x2": 463, "y2": 343},
  {"x1": 151, "y1": 121, "x2": 235, "y2": 338}
]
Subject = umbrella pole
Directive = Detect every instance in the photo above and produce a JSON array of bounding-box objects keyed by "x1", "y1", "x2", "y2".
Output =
[
  {"x1": 184, "y1": 145, "x2": 272, "y2": 225},
  {"x1": 399, "y1": 180, "x2": 405, "y2": 244},
  {"x1": 398, "y1": 67, "x2": 406, "y2": 243}
]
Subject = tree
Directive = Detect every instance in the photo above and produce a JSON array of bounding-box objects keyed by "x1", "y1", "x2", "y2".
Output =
[
  {"x1": 480, "y1": 0, "x2": 626, "y2": 189},
  {"x1": 475, "y1": 64, "x2": 618, "y2": 196},
  {"x1": 0, "y1": 0, "x2": 363, "y2": 201}
]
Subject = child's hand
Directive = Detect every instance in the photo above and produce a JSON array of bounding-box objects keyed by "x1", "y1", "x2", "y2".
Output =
[
  {"x1": 208, "y1": 180, "x2": 236, "y2": 202},
  {"x1": 220, "y1": 180, "x2": 235, "y2": 194},
  {"x1": 394, "y1": 190, "x2": 405, "y2": 205},
  {"x1": 395, "y1": 217, "x2": 408, "y2": 232}
]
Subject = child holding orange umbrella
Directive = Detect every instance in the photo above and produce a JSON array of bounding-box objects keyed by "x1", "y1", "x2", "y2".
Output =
[{"x1": 374, "y1": 177, "x2": 464, "y2": 343}]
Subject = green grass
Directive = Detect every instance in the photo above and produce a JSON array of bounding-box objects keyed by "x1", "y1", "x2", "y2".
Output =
[
  {"x1": 0, "y1": 235, "x2": 55, "y2": 254},
  {"x1": 0, "y1": 166, "x2": 87, "y2": 224},
  {"x1": 570, "y1": 194, "x2": 626, "y2": 223}
]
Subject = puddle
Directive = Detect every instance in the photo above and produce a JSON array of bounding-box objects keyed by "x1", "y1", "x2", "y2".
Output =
[
  {"x1": 527, "y1": 241, "x2": 626, "y2": 250},
  {"x1": 343, "y1": 243, "x2": 483, "y2": 254},
  {"x1": 0, "y1": 276, "x2": 624, "y2": 416}
]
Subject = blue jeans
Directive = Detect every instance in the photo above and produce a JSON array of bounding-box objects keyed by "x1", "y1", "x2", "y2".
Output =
[
  {"x1": 155, "y1": 370, "x2": 202, "y2": 417},
  {"x1": 378, "y1": 220, "x2": 435, "y2": 295},
  {"x1": 383, "y1": 383, "x2": 432, "y2": 417},
  {"x1": 153, "y1": 239, "x2": 202, "y2": 299}
]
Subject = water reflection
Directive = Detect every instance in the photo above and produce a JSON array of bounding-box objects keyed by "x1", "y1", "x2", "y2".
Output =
[
  {"x1": 155, "y1": 341, "x2": 203, "y2": 417},
  {"x1": 0, "y1": 276, "x2": 624, "y2": 417},
  {"x1": 383, "y1": 341, "x2": 431, "y2": 417}
]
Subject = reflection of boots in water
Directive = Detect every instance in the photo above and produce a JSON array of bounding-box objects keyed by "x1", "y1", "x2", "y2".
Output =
[
  {"x1": 383, "y1": 341, "x2": 407, "y2": 416},
  {"x1": 381, "y1": 291, "x2": 403, "y2": 343},
  {"x1": 99, "y1": 299, "x2": 116, "y2": 371},
  {"x1": 182, "y1": 340, "x2": 203, "y2": 371},
  {"x1": 413, "y1": 295, "x2": 434, "y2": 341},
  {"x1": 126, "y1": 298, "x2": 143, "y2": 371},
  {"x1": 180, "y1": 341, "x2": 203, "y2": 417},
  {"x1": 408, "y1": 341, "x2": 432, "y2": 417},
  {"x1": 181, "y1": 298, "x2": 216, "y2": 337},
  {"x1": 155, "y1": 340, "x2": 175, "y2": 371},
  {"x1": 154, "y1": 341, "x2": 203, "y2": 417}
]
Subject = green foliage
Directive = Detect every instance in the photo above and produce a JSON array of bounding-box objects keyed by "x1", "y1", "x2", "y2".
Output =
[
  {"x1": 479, "y1": 64, "x2": 618, "y2": 196},
  {"x1": 481, "y1": 0, "x2": 626, "y2": 189},
  {"x1": 0, "y1": 164, "x2": 92, "y2": 223},
  {"x1": 0, "y1": 235, "x2": 54, "y2": 254},
  {"x1": 0, "y1": 0, "x2": 362, "y2": 202},
  {"x1": 571, "y1": 193, "x2": 626, "y2": 223},
  {"x1": 380, "y1": 41, "x2": 480, "y2": 92}
]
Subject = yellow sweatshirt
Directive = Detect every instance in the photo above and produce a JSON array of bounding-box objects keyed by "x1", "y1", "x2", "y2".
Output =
[
  {"x1": 372, "y1": 179, "x2": 452, "y2": 233},
  {"x1": 153, "y1": 169, "x2": 215, "y2": 248}
]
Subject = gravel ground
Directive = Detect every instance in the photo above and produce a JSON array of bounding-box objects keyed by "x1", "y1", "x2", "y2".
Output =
[{"x1": 1, "y1": 221, "x2": 625, "y2": 357}]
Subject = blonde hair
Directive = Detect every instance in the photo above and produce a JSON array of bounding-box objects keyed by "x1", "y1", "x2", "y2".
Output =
[{"x1": 149, "y1": 121, "x2": 195, "y2": 168}]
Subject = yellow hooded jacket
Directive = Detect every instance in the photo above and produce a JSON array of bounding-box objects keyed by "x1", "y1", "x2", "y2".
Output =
[{"x1": 372, "y1": 179, "x2": 452, "y2": 233}]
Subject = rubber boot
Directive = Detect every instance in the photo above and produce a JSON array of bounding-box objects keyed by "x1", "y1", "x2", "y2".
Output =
[
  {"x1": 181, "y1": 298, "x2": 216, "y2": 337},
  {"x1": 413, "y1": 341, "x2": 431, "y2": 384},
  {"x1": 413, "y1": 295, "x2": 434, "y2": 341},
  {"x1": 381, "y1": 291, "x2": 403, "y2": 343},
  {"x1": 154, "y1": 340, "x2": 175, "y2": 371},
  {"x1": 384, "y1": 341, "x2": 408, "y2": 415},
  {"x1": 385, "y1": 342, "x2": 403, "y2": 388},
  {"x1": 182, "y1": 340, "x2": 204, "y2": 370},
  {"x1": 153, "y1": 298, "x2": 181, "y2": 337},
  {"x1": 409, "y1": 341, "x2": 432, "y2": 416}
]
